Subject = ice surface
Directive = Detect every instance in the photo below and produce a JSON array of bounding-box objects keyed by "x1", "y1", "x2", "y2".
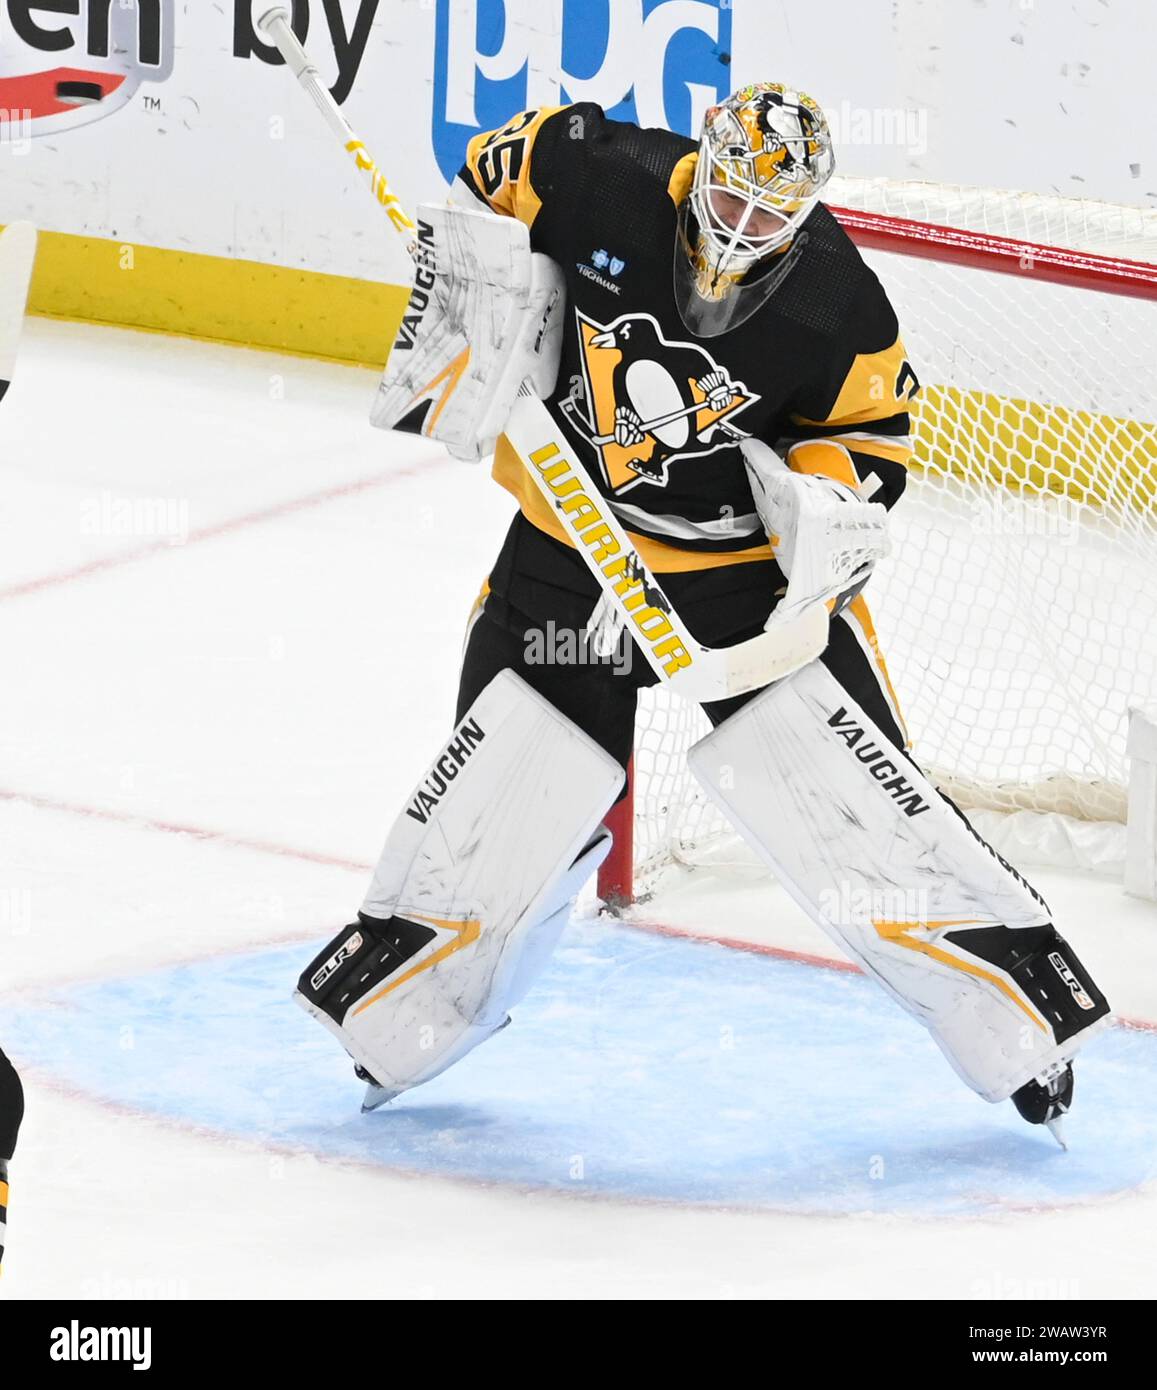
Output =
[
  {"x1": 10, "y1": 924, "x2": 1157, "y2": 1217},
  {"x1": 2, "y1": 321, "x2": 1156, "y2": 1299}
]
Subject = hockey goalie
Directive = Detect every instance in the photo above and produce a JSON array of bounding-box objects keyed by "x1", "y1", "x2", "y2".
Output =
[{"x1": 295, "y1": 84, "x2": 1110, "y2": 1139}]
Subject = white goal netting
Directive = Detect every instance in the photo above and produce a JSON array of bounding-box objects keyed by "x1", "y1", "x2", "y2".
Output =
[{"x1": 623, "y1": 180, "x2": 1157, "y2": 898}]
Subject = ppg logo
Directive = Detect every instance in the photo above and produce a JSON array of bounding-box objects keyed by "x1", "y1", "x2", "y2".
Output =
[{"x1": 432, "y1": 0, "x2": 732, "y2": 183}]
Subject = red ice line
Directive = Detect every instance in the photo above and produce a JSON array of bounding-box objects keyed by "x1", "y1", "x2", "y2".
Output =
[
  {"x1": 4, "y1": 783, "x2": 1153, "y2": 1031},
  {"x1": 0, "y1": 458, "x2": 438, "y2": 603},
  {"x1": 623, "y1": 916, "x2": 1157, "y2": 1034},
  {"x1": 0, "y1": 453, "x2": 1152, "y2": 1031},
  {"x1": 0, "y1": 786, "x2": 369, "y2": 875}
]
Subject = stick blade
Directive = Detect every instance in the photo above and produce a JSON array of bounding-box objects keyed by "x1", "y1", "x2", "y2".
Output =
[
  {"x1": 0, "y1": 222, "x2": 38, "y2": 401},
  {"x1": 673, "y1": 600, "x2": 830, "y2": 704}
]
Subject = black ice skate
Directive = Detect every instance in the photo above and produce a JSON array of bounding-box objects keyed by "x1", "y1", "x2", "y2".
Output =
[{"x1": 1011, "y1": 1061, "x2": 1074, "y2": 1149}]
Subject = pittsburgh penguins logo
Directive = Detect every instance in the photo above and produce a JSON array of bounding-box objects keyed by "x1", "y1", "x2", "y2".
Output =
[
  {"x1": 751, "y1": 90, "x2": 820, "y2": 176},
  {"x1": 562, "y1": 311, "x2": 759, "y2": 494}
]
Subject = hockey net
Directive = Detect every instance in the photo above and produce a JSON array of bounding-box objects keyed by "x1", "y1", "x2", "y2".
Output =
[{"x1": 600, "y1": 178, "x2": 1157, "y2": 904}]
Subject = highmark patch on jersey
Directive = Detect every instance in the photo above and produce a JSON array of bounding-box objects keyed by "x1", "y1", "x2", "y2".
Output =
[{"x1": 562, "y1": 310, "x2": 759, "y2": 495}]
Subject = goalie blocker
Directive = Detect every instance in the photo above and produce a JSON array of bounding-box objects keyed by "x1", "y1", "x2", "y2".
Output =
[{"x1": 689, "y1": 660, "x2": 1110, "y2": 1109}]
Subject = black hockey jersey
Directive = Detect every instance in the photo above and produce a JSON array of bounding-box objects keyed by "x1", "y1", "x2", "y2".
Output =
[{"x1": 459, "y1": 104, "x2": 916, "y2": 575}]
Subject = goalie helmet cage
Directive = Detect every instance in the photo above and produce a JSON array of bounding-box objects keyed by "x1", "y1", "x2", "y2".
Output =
[{"x1": 599, "y1": 178, "x2": 1157, "y2": 907}]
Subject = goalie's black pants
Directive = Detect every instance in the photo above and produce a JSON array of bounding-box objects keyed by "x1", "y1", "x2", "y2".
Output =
[{"x1": 457, "y1": 513, "x2": 908, "y2": 795}]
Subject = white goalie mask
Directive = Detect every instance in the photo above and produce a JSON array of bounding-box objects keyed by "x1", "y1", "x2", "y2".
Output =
[{"x1": 674, "y1": 83, "x2": 835, "y2": 337}]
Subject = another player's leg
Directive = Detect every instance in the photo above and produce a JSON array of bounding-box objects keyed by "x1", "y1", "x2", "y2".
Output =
[
  {"x1": 0, "y1": 1046, "x2": 24, "y2": 1273},
  {"x1": 692, "y1": 600, "x2": 1109, "y2": 1140}
]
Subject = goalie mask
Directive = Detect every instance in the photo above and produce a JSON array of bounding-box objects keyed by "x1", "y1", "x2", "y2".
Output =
[{"x1": 674, "y1": 83, "x2": 835, "y2": 337}]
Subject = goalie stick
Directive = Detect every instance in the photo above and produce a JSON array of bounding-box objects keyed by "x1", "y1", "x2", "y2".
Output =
[
  {"x1": 256, "y1": 9, "x2": 829, "y2": 701},
  {"x1": 0, "y1": 223, "x2": 37, "y2": 407}
]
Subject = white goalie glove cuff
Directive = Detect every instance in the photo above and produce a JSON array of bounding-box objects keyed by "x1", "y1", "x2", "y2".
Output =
[
  {"x1": 371, "y1": 204, "x2": 565, "y2": 462},
  {"x1": 741, "y1": 437, "x2": 891, "y2": 620}
]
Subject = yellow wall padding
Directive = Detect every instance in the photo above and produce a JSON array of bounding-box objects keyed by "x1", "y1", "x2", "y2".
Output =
[{"x1": 17, "y1": 228, "x2": 409, "y2": 368}]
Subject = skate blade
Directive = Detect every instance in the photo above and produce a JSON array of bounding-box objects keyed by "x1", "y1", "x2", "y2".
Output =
[
  {"x1": 1045, "y1": 1114, "x2": 1068, "y2": 1150},
  {"x1": 361, "y1": 1081, "x2": 399, "y2": 1113}
]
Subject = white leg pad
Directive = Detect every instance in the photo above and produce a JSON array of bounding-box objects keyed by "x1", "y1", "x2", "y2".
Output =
[
  {"x1": 688, "y1": 662, "x2": 1111, "y2": 1102},
  {"x1": 296, "y1": 671, "x2": 623, "y2": 1096}
]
